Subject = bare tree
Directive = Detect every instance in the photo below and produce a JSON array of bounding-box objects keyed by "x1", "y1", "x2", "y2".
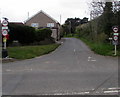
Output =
[
  {"x1": 113, "y1": 1, "x2": 120, "y2": 13},
  {"x1": 89, "y1": 0, "x2": 105, "y2": 20}
]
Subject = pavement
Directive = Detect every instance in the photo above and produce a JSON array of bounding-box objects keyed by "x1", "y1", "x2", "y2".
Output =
[{"x1": 2, "y1": 38, "x2": 119, "y2": 95}]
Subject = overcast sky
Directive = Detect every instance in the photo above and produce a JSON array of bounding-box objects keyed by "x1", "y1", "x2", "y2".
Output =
[{"x1": 0, "y1": 0, "x2": 92, "y2": 24}]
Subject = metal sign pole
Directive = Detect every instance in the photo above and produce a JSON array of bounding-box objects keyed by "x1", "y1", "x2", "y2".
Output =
[
  {"x1": 112, "y1": 26, "x2": 119, "y2": 56},
  {"x1": 3, "y1": 37, "x2": 7, "y2": 49},
  {"x1": 114, "y1": 45, "x2": 117, "y2": 55},
  {"x1": 4, "y1": 42, "x2": 6, "y2": 49}
]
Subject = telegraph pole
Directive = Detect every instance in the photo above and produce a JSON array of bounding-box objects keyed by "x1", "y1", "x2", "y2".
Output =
[
  {"x1": 28, "y1": 12, "x2": 29, "y2": 19},
  {"x1": 60, "y1": 14, "x2": 61, "y2": 24}
]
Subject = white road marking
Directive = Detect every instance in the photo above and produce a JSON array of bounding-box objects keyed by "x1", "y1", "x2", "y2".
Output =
[
  {"x1": 91, "y1": 60, "x2": 96, "y2": 62},
  {"x1": 43, "y1": 91, "x2": 90, "y2": 95},
  {"x1": 104, "y1": 90, "x2": 119, "y2": 93},
  {"x1": 74, "y1": 49, "x2": 76, "y2": 52},
  {"x1": 88, "y1": 56, "x2": 92, "y2": 61},
  {"x1": 88, "y1": 56, "x2": 96, "y2": 62},
  {"x1": 5, "y1": 68, "x2": 33, "y2": 72},
  {"x1": 108, "y1": 87, "x2": 120, "y2": 90}
]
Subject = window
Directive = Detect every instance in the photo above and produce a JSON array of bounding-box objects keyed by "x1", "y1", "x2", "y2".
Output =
[
  {"x1": 31, "y1": 23, "x2": 39, "y2": 28},
  {"x1": 47, "y1": 23, "x2": 54, "y2": 27}
]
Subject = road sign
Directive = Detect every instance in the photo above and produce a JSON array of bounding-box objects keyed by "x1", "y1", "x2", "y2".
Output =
[
  {"x1": 113, "y1": 27, "x2": 118, "y2": 32},
  {"x1": 113, "y1": 33, "x2": 119, "y2": 36},
  {"x1": 112, "y1": 40, "x2": 118, "y2": 45},
  {"x1": 2, "y1": 30, "x2": 8, "y2": 36},
  {"x1": 3, "y1": 37, "x2": 7, "y2": 43},
  {"x1": 109, "y1": 37, "x2": 112, "y2": 40},
  {"x1": 2, "y1": 26, "x2": 8, "y2": 30},
  {"x1": 113, "y1": 36, "x2": 118, "y2": 41},
  {"x1": 2, "y1": 20, "x2": 8, "y2": 26}
]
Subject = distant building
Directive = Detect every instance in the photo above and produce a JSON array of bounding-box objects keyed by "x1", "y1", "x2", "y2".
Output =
[{"x1": 25, "y1": 10, "x2": 60, "y2": 41}]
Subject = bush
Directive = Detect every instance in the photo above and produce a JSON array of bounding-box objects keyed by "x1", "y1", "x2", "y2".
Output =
[{"x1": 8, "y1": 24, "x2": 54, "y2": 46}]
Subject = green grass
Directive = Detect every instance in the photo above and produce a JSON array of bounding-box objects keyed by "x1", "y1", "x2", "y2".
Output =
[
  {"x1": 79, "y1": 37, "x2": 120, "y2": 56},
  {"x1": 7, "y1": 44, "x2": 60, "y2": 59}
]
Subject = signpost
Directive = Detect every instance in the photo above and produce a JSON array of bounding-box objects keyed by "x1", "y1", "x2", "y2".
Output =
[
  {"x1": 112, "y1": 26, "x2": 119, "y2": 55},
  {"x1": 2, "y1": 18, "x2": 9, "y2": 58},
  {"x1": 2, "y1": 19, "x2": 8, "y2": 49}
]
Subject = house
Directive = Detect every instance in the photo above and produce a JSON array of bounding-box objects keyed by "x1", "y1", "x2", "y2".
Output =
[{"x1": 25, "y1": 10, "x2": 60, "y2": 41}]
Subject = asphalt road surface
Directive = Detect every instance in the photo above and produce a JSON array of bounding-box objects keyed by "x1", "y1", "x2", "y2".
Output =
[{"x1": 2, "y1": 38, "x2": 119, "y2": 95}]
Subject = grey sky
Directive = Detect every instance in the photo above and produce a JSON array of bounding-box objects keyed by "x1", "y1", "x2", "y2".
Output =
[{"x1": 0, "y1": 0, "x2": 92, "y2": 24}]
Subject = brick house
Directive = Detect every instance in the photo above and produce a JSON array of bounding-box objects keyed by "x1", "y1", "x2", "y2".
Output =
[{"x1": 25, "y1": 10, "x2": 60, "y2": 41}]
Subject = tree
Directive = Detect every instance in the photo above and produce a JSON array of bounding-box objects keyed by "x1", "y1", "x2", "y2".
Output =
[
  {"x1": 89, "y1": 0, "x2": 105, "y2": 20},
  {"x1": 102, "y1": 2, "x2": 113, "y2": 36},
  {"x1": 63, "y1": 17, "x2": 88, "y2": 36}
]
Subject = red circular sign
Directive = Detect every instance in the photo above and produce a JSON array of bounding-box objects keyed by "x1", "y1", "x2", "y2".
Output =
[
  {"x1": 2, "y1": 29, "x2": 8, "y2": 36},
  {"x1": 2, "y1": 20, "x2": 8, "y2": 26},
  {"x1": 113, "y1": 27, "x2": 118, "y2": 33},
  {"x1": 113, "y1": 36, "x2": 118, "y2": 41}
]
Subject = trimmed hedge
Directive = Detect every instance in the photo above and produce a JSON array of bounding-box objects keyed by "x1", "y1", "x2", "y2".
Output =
[
  {"x1": 8, "y1": 24, "x2": 53, "y2": 45},
  {"x1": 8, "y1": 24, "x2": 36, "y2": 44},
  {"x1": 35, "y1": 28, "x2": 52, "y2": 42}
]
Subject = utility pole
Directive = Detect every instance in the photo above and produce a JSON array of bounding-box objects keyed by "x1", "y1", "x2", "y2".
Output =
[
  {"x1": 60, "y1": 14, "x2": 61, "y2": 24},
  {"x1": 28, "y1": 12, "x2": 29, "y2": 19}
]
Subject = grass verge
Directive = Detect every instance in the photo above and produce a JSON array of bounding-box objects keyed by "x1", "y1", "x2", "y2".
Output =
[
  {"x1": 7, "y1": 44, "x2": 60, "y2": 59},
  {"x1": 77, "y1": 37, "x2": 120, "y2": 56}
]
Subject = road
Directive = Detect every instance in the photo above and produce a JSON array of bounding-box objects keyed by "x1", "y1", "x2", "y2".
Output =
[{"x1": 2, "y1": 38, "x2": 119, "y2": 95}]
